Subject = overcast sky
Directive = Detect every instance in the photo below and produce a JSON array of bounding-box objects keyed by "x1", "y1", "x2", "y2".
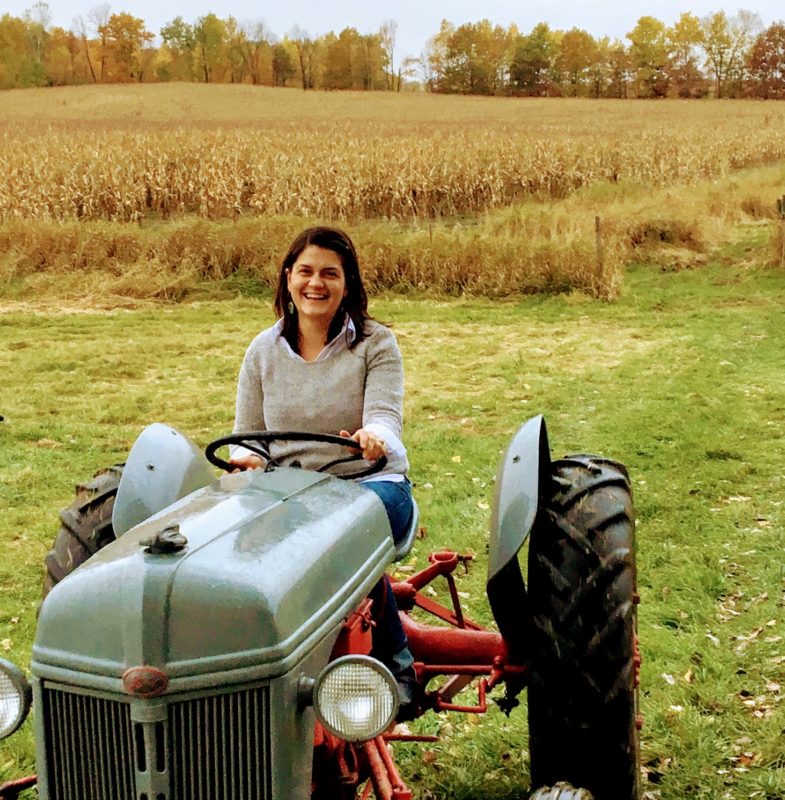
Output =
[{"x1": 6, "y1": 1, "x2": 784, "y2": 64}]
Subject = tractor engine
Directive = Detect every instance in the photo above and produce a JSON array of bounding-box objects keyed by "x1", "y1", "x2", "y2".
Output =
[{"x1": 31, "y1": 465, "x2": 395, "y2": 800}]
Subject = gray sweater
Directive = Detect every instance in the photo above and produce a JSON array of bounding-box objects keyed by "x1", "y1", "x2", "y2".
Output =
[{"x1": 233, "y1": 318, "x2": 409, "y2": 479}]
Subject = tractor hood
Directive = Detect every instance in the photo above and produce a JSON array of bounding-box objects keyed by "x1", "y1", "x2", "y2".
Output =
[{"x1": 33, "y1": 467, "x2": 393, "y2": 693}]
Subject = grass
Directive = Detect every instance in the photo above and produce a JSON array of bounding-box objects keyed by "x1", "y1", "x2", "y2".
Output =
[{"x1": 1, "y1": 241, "x2": 784, "y2": 798}]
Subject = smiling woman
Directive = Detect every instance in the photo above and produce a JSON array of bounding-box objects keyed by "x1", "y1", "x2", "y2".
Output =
[{"x1": 226, "y1": 225, "x2": 418, "y2": 715}]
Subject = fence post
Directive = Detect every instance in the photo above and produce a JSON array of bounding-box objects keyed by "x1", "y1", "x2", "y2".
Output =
[
  {"x1": 595, "y1": 215, "x2": 605, "y2": 278},
  {"x1": 779, "y1": 196, "x2": 785, "y2": 268}
]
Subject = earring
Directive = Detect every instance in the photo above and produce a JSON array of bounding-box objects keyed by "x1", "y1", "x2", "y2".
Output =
[{"x1": 287, "y1": 300, "x2": 294, "y2": 315}]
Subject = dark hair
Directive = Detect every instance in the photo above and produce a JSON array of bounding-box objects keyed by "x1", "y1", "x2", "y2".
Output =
[{"x1": 274, "y1": 226, "x2": 371, "y2": 352}]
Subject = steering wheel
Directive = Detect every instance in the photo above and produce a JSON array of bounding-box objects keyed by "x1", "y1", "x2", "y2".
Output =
[{"x1": 205, "y1": 431, "x2": 388, "y2": 480}]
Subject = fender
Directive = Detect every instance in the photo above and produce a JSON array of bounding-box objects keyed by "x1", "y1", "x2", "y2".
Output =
[
  {"x1": 486, "y1": 415, "x2": 551, "y2": 654},
  {"x1": 112, "y1": 423, "x2": 216, "y2": 535}
]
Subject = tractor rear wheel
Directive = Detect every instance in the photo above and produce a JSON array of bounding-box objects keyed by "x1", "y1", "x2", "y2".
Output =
[
  {"x1": 42, "y1": 466, "x2": 124, "y2": 600},
  {"x1": 527, "y1": 455, "x2": 638, "y2": 800}
]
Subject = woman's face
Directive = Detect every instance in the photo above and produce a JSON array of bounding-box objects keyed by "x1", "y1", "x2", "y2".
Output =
[{"x1": 287, "y1": 245, "x2": 347, "y2": 326}]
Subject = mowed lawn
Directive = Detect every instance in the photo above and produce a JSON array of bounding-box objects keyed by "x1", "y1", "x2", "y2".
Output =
[{"x1": 1, "y1": 254, "x2": 784, "y2": 798}]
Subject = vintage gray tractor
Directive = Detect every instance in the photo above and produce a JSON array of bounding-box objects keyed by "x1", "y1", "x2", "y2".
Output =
[{"x1": 0, "y1": 415, "x2": 640, "y2": 800}]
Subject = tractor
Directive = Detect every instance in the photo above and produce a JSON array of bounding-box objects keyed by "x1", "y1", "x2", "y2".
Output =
[{"x1": 0, "y1": 414, "x2": 640, "y2": 800}]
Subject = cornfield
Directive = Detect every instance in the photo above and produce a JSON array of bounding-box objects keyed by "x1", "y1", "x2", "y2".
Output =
[
  {"x1": 2, "y1": 86, "x2": 785, "y2": 224},
  {"x1": 1, "y1": 85, "x2": 784, "y2": 300}
]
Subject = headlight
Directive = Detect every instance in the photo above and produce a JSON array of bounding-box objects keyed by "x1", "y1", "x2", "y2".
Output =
[
  {"x1": 312, "y1": 655, "x2": 398, "y2": 742},
  {"x1": 0, "y1": 658, "x2": 32, "y2": 739}
]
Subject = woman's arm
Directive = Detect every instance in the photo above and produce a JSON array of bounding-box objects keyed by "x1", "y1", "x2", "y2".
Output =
[
  {"x1": 230, "y1": 343, "x2": 267, "y2": 470},
  {"x1": 356, "y1": 328, "x2": 406, "y2": 462}
]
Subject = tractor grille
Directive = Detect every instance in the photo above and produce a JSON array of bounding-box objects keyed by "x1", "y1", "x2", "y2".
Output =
[
  {"x1": 42, "y1": 685, "x2": 271, "y2": 800},
  {"x1": 43, "y1": 688, "x2": 136, "y2": 800},
  {"x1": 168, "y1": 687, "x2": 271, "y2": 800}
]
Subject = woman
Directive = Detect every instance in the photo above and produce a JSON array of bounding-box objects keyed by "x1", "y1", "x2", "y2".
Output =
[{"x1": 229, "y1": 225, "x2": 416, "y2": 710}]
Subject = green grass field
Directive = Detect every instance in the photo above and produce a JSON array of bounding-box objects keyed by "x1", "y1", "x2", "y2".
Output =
[{"x1": 1, "y1": 230, "x2": 784, "y2": 797}]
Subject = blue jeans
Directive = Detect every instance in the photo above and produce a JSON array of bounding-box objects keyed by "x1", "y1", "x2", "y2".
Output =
[
  {"x1": 363, "y1": 479, "x2": 414, "y2": 672},
  {"x1": 363, "y1": 479, "x2": 413, "y2": 546}
]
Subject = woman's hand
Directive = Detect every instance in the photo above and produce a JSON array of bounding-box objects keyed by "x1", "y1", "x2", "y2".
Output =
[
  {"x1": 339, "y1": 428, "x2": 388, "y2": 461},
  {"x1": 228, "y1": 454, "x2": 265, "y2": 473}
]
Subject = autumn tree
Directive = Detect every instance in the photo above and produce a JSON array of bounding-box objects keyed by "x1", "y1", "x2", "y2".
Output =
[
  {"x1": 271, "y1": 42, "x2": 295, "y2": 86},
  {"x1": 627, "y1": 16, "x2": 670, "y2": 97},
  {"x1": 667, "y1": 12, "x2": 705, "y2": 96},
  {"x1": 509, "y1": 22, "x2": 557, "y2": 96},
  {"x1": 160, "y1": 16, "x2": 196, "y2": 81},
  {"x1": 289, "y1": 25, "x2": 317, "y2": 89},
  {"x1": 193, "y1": 13, "x2": 226, "y2": 83},
  {"x1": 0, "y1": 14, "x2": 31, "y2": 88},
  {"x1": 701, "y1": 10, "x2": 762, "y2": 97},
  {"x1": 378, "y1": 19, "x2": 398, "y2": 90},
  {"x1": 557, "y1": 28, "x2": 597, "y2": 96},
  {"x1": 747, "y1": 22, "x2": 785, "y2": 98},
  {"x1": 427, "y1": 19, "x2": 512, "y2": 94},
  {"x1": 100, "y1": 12, "x2": 153, "y2": 81},
  {"x1": 45, "y1": 26, "x2": 81, "y2": 84},
  {"x1": 72, "y1": 15, "x2": 97, "y2": 81},
  {"x1": 24, "y1": 1, "x2": 51, "y2": 82},
  {"x1": 89, "y1": 3, "x2": 111, "y2": 82},
  {"x1": 323, "y1": 27, "x2": 357, "y2": 89},
  {"x1": 606, "y1": 41, "x2": 632, "y2": 97},
  {"x1": 224, "y1": 19, "x2": 273, "y2": 84}
]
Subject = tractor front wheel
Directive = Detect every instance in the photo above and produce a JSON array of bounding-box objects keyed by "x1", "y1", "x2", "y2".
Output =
[
  {"x1": 42, "y1": 466, "x2": 124, "y2": 600},
  {"x1": 527, "y1": 455, "x2": 639, "y2": 800},
  {"x1": 530, "y1": 783, "x2": 595, "y2": 800}
]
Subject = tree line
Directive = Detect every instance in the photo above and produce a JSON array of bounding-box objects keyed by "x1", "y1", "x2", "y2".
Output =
[{"x1": 1, "y1": 3, "x2": 784, "y2": 99}]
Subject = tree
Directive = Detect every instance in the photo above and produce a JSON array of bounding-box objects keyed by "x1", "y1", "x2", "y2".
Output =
[
  {"x1": 379, "y1": 18, "x2": 397, "y2": 90},
  {"x1": 557, "y1": 28, "x2": 597, "y2": 96},
  {"x1": 357, "y1": 33, "x2": 386, "y2": 90},
  {"x1": 427, "y1": 19, "x2": 512, "y2": 95},
  {"x1": 289, "y1": 25, "x2": 316, "y2": 89},
  {"x1": 24, "y1": 1, "x2": 51, "y2": 69},
  {"x1": 423, "y1": 20, "x2": 452, "y2": 92},
  {"x1": 100, "y1": 12, "x2": 153, "y2": 81},
  {"x1": 0, "y1": 14, "x2": 32, "y2": 88},
  {"x1": 193, "y1": 13, "x2": 226, "y2": 83},
  {"x1": 701, "y1": 10, "x2": 762, "y2": 97},
  {"x1": 747, "y1": 22, "x2": 785, "y2": 98},
  {"x1": 272, "y1": 41, "x2": 295, "y2": 86},
  {"x1": 88, "y1": 3, "x2": 111, "y2": 82},
  {"x1": 627, "y1": 16, "x2": 670, "y2": 97},
  {"x1": 226, "y1": 19, "x2": 273, "y2": 84},
  {"x1": 323, "y1": 27, "x2": 357, "y2": 89},
  {"x1": 667, "y1": 12, "x2": 705, "y2": 97},
  {"x1": 606, "y1": 40, "x2": 631, "y2": 98},
  {"x1": 509, "y1": 22, "x2": 557, "y2": 96},
  {"x1": 160, "y1": 16, "x2": 195, "y2": 81},
  {"x1": 72, "y1": 15, "x2": 97, "y2": 81}
]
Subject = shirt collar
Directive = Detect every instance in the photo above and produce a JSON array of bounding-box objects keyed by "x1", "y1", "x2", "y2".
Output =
[{"x1": 274, "y1": 314, "x2": 355, "y2": 360}]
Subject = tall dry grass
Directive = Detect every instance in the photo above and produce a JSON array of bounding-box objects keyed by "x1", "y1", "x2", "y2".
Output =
[{"x1": 0, "y1": 215, "x2": 623, "y2": 300}]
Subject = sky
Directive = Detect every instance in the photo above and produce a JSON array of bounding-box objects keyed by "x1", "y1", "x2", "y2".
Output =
[{"x1": 5, "y1": 0, "x2": 784, "y2": 65}]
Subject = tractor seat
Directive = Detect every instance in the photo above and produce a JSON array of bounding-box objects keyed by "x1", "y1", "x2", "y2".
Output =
[{"x1": 393, "y1": 498, "x2": 419, "y2": 562}]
